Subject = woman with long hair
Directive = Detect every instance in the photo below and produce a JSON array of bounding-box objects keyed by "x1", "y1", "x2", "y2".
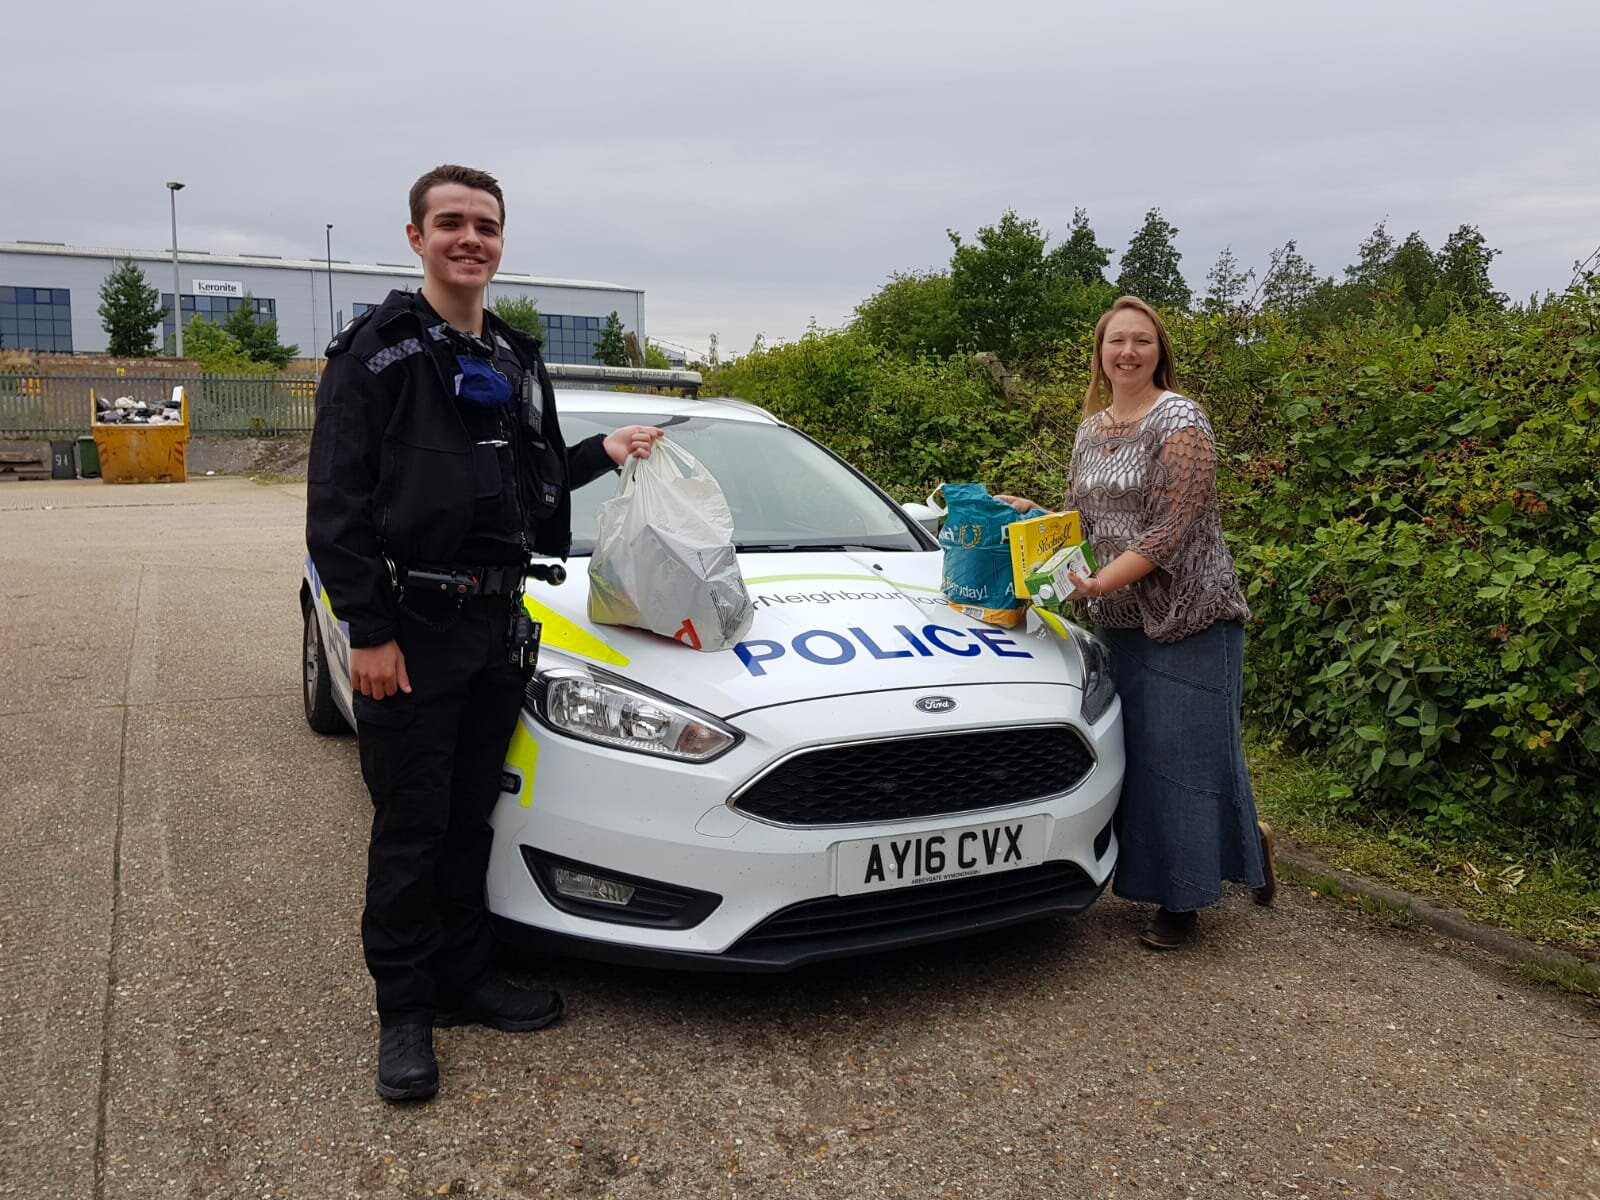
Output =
[{"x1": 1000, "y1": 296, "x2": 1274, "y2": 948}]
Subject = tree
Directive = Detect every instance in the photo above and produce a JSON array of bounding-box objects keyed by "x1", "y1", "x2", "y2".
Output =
[
  {"x1": 1386, "y1": 232, "x2": 1439, "y2": 317},
  {"x1": 948, "y1": 210, "x2": 1089, "y2": 360},
  {"x1": 643, "y1": 341, "x2": 673, "y2": 370},
  {"x1": 490, "y1": 294, "x2": 545, "y2": 340},
  {"x1": 222, "y1": 293, "x2": 298, "y2": 369},
  {"x1": 97, "y1": 259, "x2": 165, "y2": 357},
  {"x1": 1434, "y1": 224, "x2": 1505, "y2": 311},
  {"x1": 1201, "y1": 246, "x2": 1254, "y2": 315},
  {"x1": 1345, "y1": 220, "x2": 1397, "y2": 292},
  {"x1": 594, "y1": 311, "x2": 628, "y2": 366},
  {"x1": 1115, "y1": 208, "x2": 1191, "y2": 309},
  {"x1": 1261, "y1": 240, "x2": 1325, "y2": 316},
  {"x1": 1048, "y1": 208, "x2": 1118, "y2": 329},
  {"x1": 1053, "y1": 208, "x2": 1112, "y2": 286},
  {"x1": 852, "y1": 269, "x2": 962, "y2": 358}
]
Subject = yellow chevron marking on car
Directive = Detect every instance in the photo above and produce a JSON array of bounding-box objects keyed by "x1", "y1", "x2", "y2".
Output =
[
  {"x1": 319, "y1": 585, "x2": 335, "y2": 619},
  {"x1": 505, "y1": 724, "x2": 539, "y2": 809},
  {"x1": 743, "y1": 572, "x2": 942, "y2": 594},
  {"x1": 522, "y1": 596, "x2": 630, "y2": 667},
  {"x1": 1034, "y1": 607, "x2": 1071, "y2": 640}
]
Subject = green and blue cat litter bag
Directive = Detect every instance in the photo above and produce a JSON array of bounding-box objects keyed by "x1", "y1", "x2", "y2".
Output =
[{"x1": 934, "y1": 482, "x2": 1042, "y2": 628}]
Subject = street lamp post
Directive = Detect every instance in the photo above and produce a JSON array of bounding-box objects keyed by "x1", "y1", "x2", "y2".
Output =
[
  {"x1": 325, "y1": 224, "x2": 336, "y2": 349},
  {"x1": 166, "y1": 181, "x2": 185, "y2": 358}
]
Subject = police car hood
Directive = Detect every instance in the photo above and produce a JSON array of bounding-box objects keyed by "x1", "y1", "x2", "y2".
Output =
[{"x1": 524, "y1": 550, "x2": 1081, "y2": 717}]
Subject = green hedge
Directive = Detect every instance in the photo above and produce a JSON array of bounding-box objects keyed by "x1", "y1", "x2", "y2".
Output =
[{"x1": 707, "y1": 288, "x2": 1600, "y2": 844}]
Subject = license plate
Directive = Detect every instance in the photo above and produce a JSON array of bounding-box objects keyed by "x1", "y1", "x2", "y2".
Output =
[{"x1": 834, "y1": 815, "x2": 1047, "y2": 896}]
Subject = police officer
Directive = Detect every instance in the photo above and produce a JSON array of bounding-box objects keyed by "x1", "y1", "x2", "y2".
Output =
[{"x1": 306, "y1": 164, "x2": 661, "y2": 1102}]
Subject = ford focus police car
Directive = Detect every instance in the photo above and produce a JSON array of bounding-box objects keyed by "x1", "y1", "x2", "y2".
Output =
[{"x1": 301, "y1": 376, "x2": 1123, "y2": 970}]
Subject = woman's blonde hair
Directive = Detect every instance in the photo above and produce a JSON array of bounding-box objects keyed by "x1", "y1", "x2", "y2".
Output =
[{"x1": 1083, "y1": 296, "x2": 1179, "y2": 417}]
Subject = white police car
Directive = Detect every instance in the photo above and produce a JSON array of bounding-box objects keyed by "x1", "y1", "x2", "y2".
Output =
[{"x1": 301, "y1": 378, "x2": 1123, "y2": 970}]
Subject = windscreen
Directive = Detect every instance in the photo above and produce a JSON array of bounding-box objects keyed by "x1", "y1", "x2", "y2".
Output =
[{"x1": 562, "y1": 413, "x2": 928, "y2": 555}]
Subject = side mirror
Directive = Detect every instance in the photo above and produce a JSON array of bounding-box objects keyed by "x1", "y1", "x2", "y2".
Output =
[{"x1": 902, "y1": 501, "x2": 943, "y2": 536}]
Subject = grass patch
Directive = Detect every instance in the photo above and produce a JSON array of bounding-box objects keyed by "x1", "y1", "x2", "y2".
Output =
[
  {"x1": 1275, "y1": 857, "x2": 1422, "y2": 930},
  {"x1": 1247, "y1": 736, "x2": 1600, "y2": 956},
  {"x1": 1507, "y1": 958, "x2": 1600, "y2": 1002}
]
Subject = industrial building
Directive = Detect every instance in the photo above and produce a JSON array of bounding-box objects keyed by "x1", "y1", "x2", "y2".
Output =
[{"x1": 0, "y1": 241, "x2": 646, "y2": 364}]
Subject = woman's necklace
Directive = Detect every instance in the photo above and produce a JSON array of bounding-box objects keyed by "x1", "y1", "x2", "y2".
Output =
[
  {"x1": 1100, "y1": 387, "x2": 1163, "y2": 456},
  {"x1": 1106, "y1": 385, "x2": 1163, "y2": 426}
]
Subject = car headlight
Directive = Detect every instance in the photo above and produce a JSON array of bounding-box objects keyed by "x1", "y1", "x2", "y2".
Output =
[
  {"x1": 525, "y1": 666, "x2": 740, "y2": 762},
  {"x1": 1068, "y1": 626, "x2": 1117, "y2": 725}
]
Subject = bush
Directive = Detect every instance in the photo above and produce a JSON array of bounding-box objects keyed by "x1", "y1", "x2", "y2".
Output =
[
  {"x1": 182, "y1": 318, "x2": 277, "y2": 376},
  {"x1": 706, "y1": 326, "x2": 1056, "y2": 502},
  {"x1": 705, "y1": 286, "x2": 1600, "y2": 845},
  {"x1": 1225, "y1": 292, "x2": 1600, "y2": 841}
]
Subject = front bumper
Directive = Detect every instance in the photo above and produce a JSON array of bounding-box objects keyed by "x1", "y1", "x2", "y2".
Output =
[
  {"x1": 494, "y1": 860, "x2": 1110, "y2": 971},
  {"x1": 485, "y1": 683, "x2": 1123, "y2": 970}
]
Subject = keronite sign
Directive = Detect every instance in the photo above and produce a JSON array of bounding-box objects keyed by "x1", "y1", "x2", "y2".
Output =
[{"x1": 193, "y1": 279, "x2": 244, "y2": 297}]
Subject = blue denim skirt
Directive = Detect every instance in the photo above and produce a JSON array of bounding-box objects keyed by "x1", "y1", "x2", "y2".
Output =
[{"x1": 1102, "y1": 620, "x2": 1266, "y2": 911}]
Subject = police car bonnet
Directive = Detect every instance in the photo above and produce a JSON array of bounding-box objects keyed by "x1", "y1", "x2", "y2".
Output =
[{"x1": 528, "y1": 553, "x2": 1080, "y2": 717}]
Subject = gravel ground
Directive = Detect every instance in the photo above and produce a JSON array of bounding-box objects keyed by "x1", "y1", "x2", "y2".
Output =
[
  {"x1": 186, "y1": 437, "x2": 311, "y2": 479},
  {"x1": 1, "y1": 477, "x2": 1596, "y2": 1200}
]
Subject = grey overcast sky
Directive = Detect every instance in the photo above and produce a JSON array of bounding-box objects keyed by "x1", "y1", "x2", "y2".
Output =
[{"x1": 7, "y1": 0, "x2": 1597, "y2": 358}]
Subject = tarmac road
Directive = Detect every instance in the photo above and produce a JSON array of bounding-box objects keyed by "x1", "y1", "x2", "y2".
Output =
[{"x1": 1, "y1": 477, "x2": 1596, "y2": 1200}]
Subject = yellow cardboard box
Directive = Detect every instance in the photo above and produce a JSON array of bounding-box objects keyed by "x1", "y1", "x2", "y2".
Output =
[{"x1": 1004, "y1": 510, "x2": 1083, "y2": 598}]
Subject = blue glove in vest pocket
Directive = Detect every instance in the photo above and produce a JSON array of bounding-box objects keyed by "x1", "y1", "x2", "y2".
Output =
[{"x1": 454, "y1": 355, "x2": 514, "y2": 407}]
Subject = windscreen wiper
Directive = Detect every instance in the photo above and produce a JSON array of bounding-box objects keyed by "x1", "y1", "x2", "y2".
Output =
[{"x1": 735, "y1": 541, "x2": 916, "y2": 553}]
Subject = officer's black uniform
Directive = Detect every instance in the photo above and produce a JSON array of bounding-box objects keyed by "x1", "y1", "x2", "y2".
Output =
[{"x1": 306, "y1": 288, "x2": 613, "y2": 1027}]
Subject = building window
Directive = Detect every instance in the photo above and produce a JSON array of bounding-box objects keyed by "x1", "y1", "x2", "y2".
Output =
[
  {"x1": 540, "y1": 312, "x2": 606, "y2": 365},
  {"x1": 162, "y1": 293, "x2": 275, "y2": 348},
  {"x1": 0, "y1": 285, "x2": 73, "y2": 353}
]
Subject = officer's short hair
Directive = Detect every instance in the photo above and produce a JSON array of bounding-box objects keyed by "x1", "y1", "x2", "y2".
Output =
[{"x1": 409, "y1": 165, "x2": 505, "y2": 229}]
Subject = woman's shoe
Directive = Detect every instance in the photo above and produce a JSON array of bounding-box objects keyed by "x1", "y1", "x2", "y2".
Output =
[
  {"x1": 1139, "y1": 907, "x2": 1197, "y2": 950},
  {"x1": 1253, "y1": 821, "x2": 1278, "y2": 907}
]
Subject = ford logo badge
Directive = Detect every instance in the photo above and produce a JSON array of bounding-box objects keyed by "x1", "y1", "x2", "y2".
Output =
[{"x1": 915, "y1": 695, "x2": 958, "y2": 714}]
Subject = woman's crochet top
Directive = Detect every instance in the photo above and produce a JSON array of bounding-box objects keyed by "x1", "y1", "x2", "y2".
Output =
[{"x1": 1066, "y1": 392, "x2": 1250, "y2": 643}]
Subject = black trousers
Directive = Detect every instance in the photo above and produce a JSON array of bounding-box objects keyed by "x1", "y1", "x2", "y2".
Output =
[{"x1": 353, "y1": 595, "x2": 526, "y2": 1026}]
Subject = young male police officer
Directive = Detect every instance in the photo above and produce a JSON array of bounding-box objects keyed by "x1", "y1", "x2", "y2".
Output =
[{"x1": 306, "y1": 164, "x2": 661, "y2": 1101}]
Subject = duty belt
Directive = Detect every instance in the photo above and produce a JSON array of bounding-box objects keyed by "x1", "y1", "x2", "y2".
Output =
[{"x1": 392, "y1": 561, "x2": 527, "y2": 598}]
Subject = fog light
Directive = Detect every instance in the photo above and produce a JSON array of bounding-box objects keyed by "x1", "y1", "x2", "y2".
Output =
[{"x1": 550, "y1": 867, "x2": 635, "y2": 906}]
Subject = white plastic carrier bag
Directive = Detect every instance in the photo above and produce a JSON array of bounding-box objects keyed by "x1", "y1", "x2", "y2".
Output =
[{"x1": 587, "y1": 436, "x2": 755, "y2": 651}]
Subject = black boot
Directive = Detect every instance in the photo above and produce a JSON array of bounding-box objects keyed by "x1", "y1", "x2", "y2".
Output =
[
  {"x1": 437, "y1": 977, "x2": 563, "y2": 1032},
  {"x1": 376, "y1": 1022, "x2": 438, "y2": 1101},
  {"x1": 1139, "y1": 907, "x2": 1197, "y2": 950},
  {"x1": 1253, "y1": 821, "x2": 1278, "y2": 906}
]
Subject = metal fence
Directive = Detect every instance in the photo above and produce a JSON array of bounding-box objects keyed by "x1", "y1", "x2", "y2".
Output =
[{"x1": 0, "y1": 374, "x2": 318, "y2": 438}]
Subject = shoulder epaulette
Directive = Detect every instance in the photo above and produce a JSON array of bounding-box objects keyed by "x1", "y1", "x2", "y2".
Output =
[{"x1": 325, "y1": 306, "x2": 381, "y2": 358}]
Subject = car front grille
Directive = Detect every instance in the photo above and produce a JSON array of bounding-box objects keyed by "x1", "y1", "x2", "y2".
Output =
[
  {"x1": 732, "y1": 861, "x2": 1099, "y2": 953},
  {"x1": 731, "y1": 725, "x2": 1094, "y2": 826}
]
